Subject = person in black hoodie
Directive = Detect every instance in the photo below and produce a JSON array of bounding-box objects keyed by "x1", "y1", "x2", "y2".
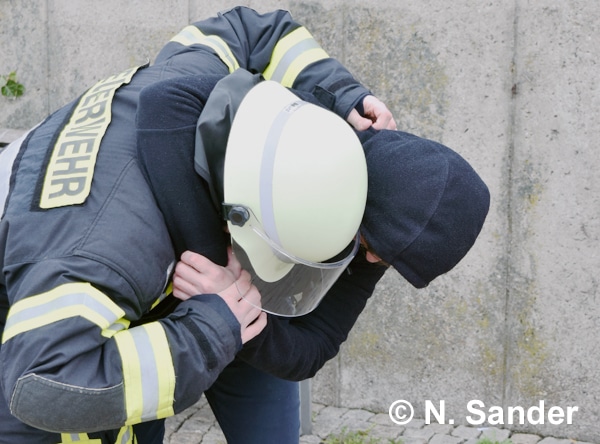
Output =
[{"x1": 134, "y1": 69, "x2": 490, "y2": 443}]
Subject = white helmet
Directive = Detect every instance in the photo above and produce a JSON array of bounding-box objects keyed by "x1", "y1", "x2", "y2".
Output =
[{"x1": 223, "y1": 80, "x2": 367, "y2": 316}]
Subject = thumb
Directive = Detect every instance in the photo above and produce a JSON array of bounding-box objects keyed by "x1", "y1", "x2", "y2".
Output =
[
  {"x1": 225, "y1": 246, "x2": 242, "y2": 279},
  {"x1": 346, "y1": 109, "x2": 373, "y2": 131}
]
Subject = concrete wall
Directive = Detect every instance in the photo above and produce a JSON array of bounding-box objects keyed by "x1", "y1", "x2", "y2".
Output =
[{"x1": 1, "y1": 0, "x2": 598, "y2": 441}]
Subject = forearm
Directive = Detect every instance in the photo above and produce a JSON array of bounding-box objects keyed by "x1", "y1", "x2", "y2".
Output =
[
  {"x1": 159, "y1": 6, "x2": 371, "y2": 120},
  {"x1": 238, "y1": 255, "x2": 387, "y2": 380},
  {"x1": 1, "y1": 283, "x2": 240, "y2": 433}
]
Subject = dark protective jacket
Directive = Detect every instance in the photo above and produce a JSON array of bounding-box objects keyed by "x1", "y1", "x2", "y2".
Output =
[{"x1": 0, "y1": 6, "x2": 380, "y2": 443}]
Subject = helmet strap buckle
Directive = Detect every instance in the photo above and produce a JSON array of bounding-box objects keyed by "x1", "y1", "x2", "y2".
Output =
[{"x1": 223, "y1": 204, "x2": 250, "y2": 227}]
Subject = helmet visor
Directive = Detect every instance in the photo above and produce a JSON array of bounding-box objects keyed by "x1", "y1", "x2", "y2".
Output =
[{"x1": 227, "y1": 206, "x2": 359, "y2": 316}]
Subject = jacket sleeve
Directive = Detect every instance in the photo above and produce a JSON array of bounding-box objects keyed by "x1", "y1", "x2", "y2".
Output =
[
  {"x1": 237, "y1": 254, "x2": 388, "y2": 381},
  {"x1": 0, "y1": 266, "x2": 241, "y2": 434},
  {"x1": 156, "y1": 6, "x2": 371, "y2": 120},
  {"x1": 0, "y1": 73, "x2": 242, "y2": 433}
]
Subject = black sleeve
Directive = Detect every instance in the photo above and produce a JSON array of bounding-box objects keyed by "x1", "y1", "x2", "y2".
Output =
[
  {"x1": 135, "y1": 75, "x2": 230, "y2": 264},
  {"x1": 237, "y1": 254, "x2": 387, "y2": 380}
]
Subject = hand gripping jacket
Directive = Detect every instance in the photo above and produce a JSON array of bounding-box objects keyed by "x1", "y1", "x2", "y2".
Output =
[{"x1": 0, "y1": 6, "x2": 371, "y2": 443}]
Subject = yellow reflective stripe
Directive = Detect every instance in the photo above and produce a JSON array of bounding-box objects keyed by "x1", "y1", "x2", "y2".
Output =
[
  {"x1": 59, "y1": 433, "x2": 101, "y2": 443},
  {"x1": 115, "y1": 425, "x2": 134, "y2": 444},
  {"x1": 263, "y1": 27, "x2": 329, "y2": 87},
  {"x1": 150, "y1": 281, "x2": 172, "y2": 311},
  {"x1": 101, "y1": 318, "x2": 130, "y2": 339},
  {"x1": 114, "y1": 328, "x2": 143, "y2": 423},
  {"x1": 114, "y1": 323, "x2": 175, "y2": 425},
  {"x1": 2, "y1": 283, "x2": 125, "y2": 343},
  {"x1": 170, "y1": 25, "x2": 239, "y2": 73},
  {"x1": 39, "y1": 65, "x2": 142, "y2": 209}
]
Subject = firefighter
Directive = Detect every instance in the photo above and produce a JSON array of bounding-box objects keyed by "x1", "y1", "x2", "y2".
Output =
[
  {"x1": 134, "y1": 68, "x2": 490, "y2": 444},
  {"x1": 0, "y1": 6, "x2": 397, "y2": 444}
]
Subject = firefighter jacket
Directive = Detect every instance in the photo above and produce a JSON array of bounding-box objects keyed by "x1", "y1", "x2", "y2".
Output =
[{"x1": 0, "y1": 6, "x2": 373, "y2": 443}]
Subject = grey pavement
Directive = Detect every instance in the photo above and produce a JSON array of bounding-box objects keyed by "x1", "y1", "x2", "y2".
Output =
[{"x1": 164, "y1": 398, "x2": 598, "y2": 444}]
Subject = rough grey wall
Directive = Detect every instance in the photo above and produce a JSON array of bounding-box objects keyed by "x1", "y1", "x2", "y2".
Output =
[{"x1": 1, "y1": 0, "x2": 598, "y2": 441}]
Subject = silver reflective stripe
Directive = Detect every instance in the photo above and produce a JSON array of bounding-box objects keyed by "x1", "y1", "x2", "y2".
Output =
[
  {"x1": 116, "y1": 425, "x2": 133, "y2": 444},
  {"x1": 128, "y1": 326, "x2": 161, "y2": 422},
  {"x1": 101, "y1": 319, "x2": 129, "y2": 338},
  {"x1": 176, "y1": 26, "x2": 199, "y2": 43},
  {"x1": 171, "y1": 26, "x2": 239, "y2": 73},
  {"x1": 259, "y1": 101, "x2": 308, "y2": 245},
  {"x1": 114, "y1": 323, "x2": 175, "y2": 424},
  {"x1": 201, "y1": 36, "x2": 239, "y2": 72},
  {"x1": 268, "y1": 38, "x2": 322, "y2": 84},
  {"x1": 3, "y1": 283, "x2": 125, "y2": 344},
  {"x1": 4, "y1": 292, "x2": 121, "y2": 333}
]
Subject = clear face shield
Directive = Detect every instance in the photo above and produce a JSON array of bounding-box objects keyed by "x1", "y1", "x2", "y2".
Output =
[{"x1": 225, "y1": 204, "x2": 359, "y2": 317}]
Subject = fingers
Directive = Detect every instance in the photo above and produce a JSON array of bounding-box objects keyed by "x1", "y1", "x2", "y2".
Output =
[
  {"x1": 235, "y1": 286, "x2": 267, "y2": 344},
  {"x1": 174, "y1": 250, "x2": 267, "y2": 343},
  {"x1": 237, "y1": 296, "x2": 263, "y2": 331},
  {"x1": 240, "y1": 311, "x2": 267, "y2": 344},
  {"x1": 225, "y1": 246, "x2": 242, "y2": 279},
  {"x1": 217, "y1": 274, "x2": 266, "y2": 343},
  {"x1": 172, "y1": 251, "x2": 237, "y2": 299},
  {"x1": 180, "y1": 250, "x2": 213, "y2": 271},
  {"x1": 371, "y1": 113, "x2": 397, "y2": 130},
  {"x1": 362, "y1": 95, "x2": 398, "y2": 131},
  {"x1": 172, "y1": 262, "x2": 204, "y2": 300},
  {"x1": 346, "y1": 109, "x2": 373, "y2": 131},
  {"x1": 231, "y1": 270, "x2": 253, "y2": 301}
]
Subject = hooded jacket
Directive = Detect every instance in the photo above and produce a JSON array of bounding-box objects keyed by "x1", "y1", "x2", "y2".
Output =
[{"x1": 135, "y1": 70, "x2": 388, "y2": 382}]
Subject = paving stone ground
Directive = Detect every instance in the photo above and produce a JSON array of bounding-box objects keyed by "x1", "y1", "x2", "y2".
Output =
[{"x1": 164, "y1": 398, "x2": 598, "y2": 444}]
